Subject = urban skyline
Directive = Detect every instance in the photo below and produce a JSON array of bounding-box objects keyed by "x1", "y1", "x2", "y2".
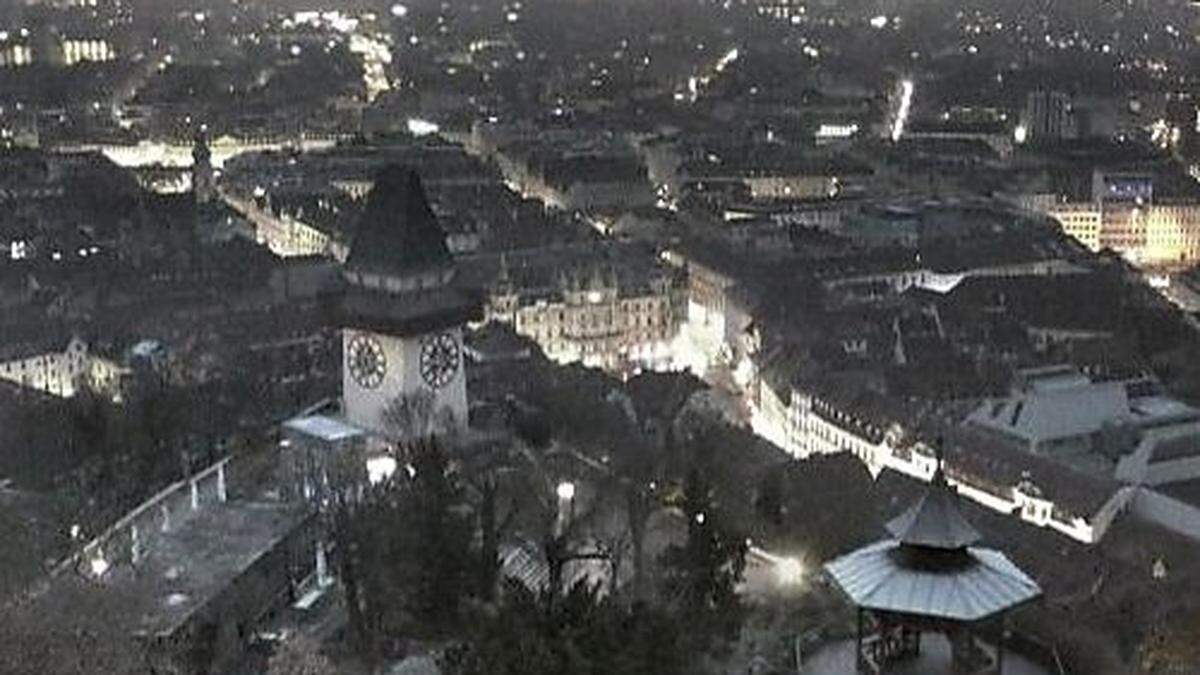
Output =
[{"x1": 3, "y1": 0, "x2": 1200, "y2": 674}]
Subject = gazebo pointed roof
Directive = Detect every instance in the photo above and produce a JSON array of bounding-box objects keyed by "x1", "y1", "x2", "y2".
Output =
[
  {"x1": 824, "y1": 454, "x2": 1042, "y2": 623},
  {"x1": 885, "y1": 468, "x2": 981, "y2": 550},
  {"x1": 345, "y1": 166, "x2": 452, "y2": 278}
]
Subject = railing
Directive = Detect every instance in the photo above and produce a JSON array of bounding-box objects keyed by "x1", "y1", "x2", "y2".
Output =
[{"x1": 51, "y1": 456, "x2": 232, "y2": 578}]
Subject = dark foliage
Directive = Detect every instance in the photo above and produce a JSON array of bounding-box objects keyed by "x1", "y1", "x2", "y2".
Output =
[
  {"x1": 442, "y1": 580, "x2": 692, "y2": 675},
  {"x1": 334, "y1": 440, "x2": 474, "y2": 663},
  {"x1": 659, "y1": 468, "x2": 748, "y2": 652}
]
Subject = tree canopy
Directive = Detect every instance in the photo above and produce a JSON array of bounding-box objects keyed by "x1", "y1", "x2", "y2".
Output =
[{"x1": 443, "y1": 580, "x2": 691, "y2": 675}]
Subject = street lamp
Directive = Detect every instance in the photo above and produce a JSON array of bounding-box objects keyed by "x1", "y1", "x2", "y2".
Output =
[
  {"x1": 556, "y1": 481, "x2": 576, "y2": 501},
  {"x1": 555, "y1": 481, "x2": 577, "y2": 536},
  {"x1": 777, "y1": 557, "x2": 804, "y2": 586},
  {"x1": 90, "y1": 554, "x2": 110, "y2": 578},
  {"x1": 366, "y1": 455, "x2": 397, "y2": 485}
]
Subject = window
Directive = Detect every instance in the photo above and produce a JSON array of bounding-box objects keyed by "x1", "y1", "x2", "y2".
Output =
[{"x1": 9, "y1": 240, "x2": 29, "y2": 260}]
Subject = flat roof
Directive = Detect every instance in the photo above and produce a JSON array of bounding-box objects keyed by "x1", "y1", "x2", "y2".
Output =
[
  {"x1": 967, "y1": 382, "x2": 1131, "y2": 444},
  {"x1": 284, "y1": 414, "x2": 366, "y2": 442},
  {"x1": 44, "y1": 501, "x2": 310, "y2": 638}
]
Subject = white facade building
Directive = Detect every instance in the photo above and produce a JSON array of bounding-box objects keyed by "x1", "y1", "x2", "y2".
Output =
[
  {"x1": 0, "y1": 335, "x2": 122, "y2": 398},
  {"x1": 745, "y1": 368, "x2": 1131, "y2": 544}
]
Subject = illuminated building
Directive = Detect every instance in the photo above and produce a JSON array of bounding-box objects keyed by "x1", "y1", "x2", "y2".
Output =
[
  {"x1": 1044, "y1": 204, "x2": 1102, "y2": 251},
  {"x1": 1042, "y1": 201, "x2": 1200, "y2": 266},
  {"x1": 59, "y1": 38, "x2": 115, "y2": 65},
  {"x1": 219, "y1": 190, "x2": 340, "y2": 260},
  {"x1": 486, "y1": 254, "x2": 685, "y2": 373},
  {"x1": 753, "y1": 0, "x2": 807, "y2": 22},
  {"x1": 0, "y1": 43, "x2": 33, "y2": 68},
  {"x1": 0, "y1": 335, "x2": 122, "y2": 398},
  {"x1": 751, "y1": 368, "x2": 1131, "y2": 544},
  {"x1": 1026, "y1": 172, "x2": 1200, "y2": 266}
]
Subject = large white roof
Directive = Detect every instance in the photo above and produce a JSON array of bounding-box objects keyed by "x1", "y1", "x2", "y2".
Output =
[{"x1": 967, "y1": 381, "x2": 1129, "y2": 444}]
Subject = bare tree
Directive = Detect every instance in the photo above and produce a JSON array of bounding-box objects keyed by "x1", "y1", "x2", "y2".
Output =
[
  {"x1": 380, "y1": 390, "x2": 459, "y2": 442},
  {"x1": 381, "y1": 389, "x2": 437, "y2": 440}
]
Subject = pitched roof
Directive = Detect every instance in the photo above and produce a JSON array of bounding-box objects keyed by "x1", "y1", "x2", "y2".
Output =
[
  {"x1": 885, "y1": 470, "x2": 982, "y2": 550},
  {"x1": 827, "y1": 465, "x2": 1041, "y2": 621},
  {"x1": 824, "y1": 539, "x2": 1042, "y2": 622},
  {"x1": 344, "y1": 166, "x2": 452, "y2": 277},
  {"x1": 966, "y1": 380, "x2": 1130, "y2": 445}
]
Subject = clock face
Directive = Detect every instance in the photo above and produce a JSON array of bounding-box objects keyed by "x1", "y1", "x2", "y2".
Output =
[
  {"x1": 348, "y1": 335, "x2": 387, "y2": 389},
  {"x1": 420, "y1": 332, "x2": 460, "y2": 390}
]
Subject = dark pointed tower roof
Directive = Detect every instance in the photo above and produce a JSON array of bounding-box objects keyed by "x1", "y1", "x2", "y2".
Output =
[
  {"x1": 345, "y1": 166, "x2": 452, "y2": 278},
  {"x1": 885, "y1": 467, "x2": 982, "y2": 550}
]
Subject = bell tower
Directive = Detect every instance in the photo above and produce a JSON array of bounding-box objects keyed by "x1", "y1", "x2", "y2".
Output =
[{"x1": 339, "y1": 166, "x2": 480, "y2": 438}]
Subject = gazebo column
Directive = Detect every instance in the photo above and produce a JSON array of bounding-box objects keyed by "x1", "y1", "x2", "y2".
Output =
[
  {"x1": 996, "y1": 616, "x2": 1005, "y2": 674},
  {"x1": 949, "y1": 626, "x2": 969, "y2": 672},
  {"x1": 856, "y1": 607, "x2": 864, "y2": 673},
  {"x1": 900, "y1": 625, "x2": 919, "y2": 658}
]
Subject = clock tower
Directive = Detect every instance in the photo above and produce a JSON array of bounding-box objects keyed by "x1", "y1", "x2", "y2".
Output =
[{"x1": 339, "y1": 166, "x2": 480, "y2": 438}]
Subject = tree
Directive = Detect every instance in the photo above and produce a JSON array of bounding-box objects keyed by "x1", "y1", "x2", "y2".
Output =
[
  {"x1": 442, "y1": 580, "x2": 692, "y2": 675},
  {"x1": 333, "y1": 438, "x2": 475, "y2": 663},
  {"x1": 381, "y1": 390, "x2": 458, "y2": 441},
  {"x1": 616, "y1": 372, "x2": 702, "y2": 600},
  {"x1": 395, "y1": 440, "x2": 475, "y2": 629},
  {"x1": 474, "y1": 475, "x2": 505, "y2": 601},
  {"x1": 660, "y1": 468, "x2": 748, "y2": 652},
  {"x1": 0, "y1": 584, "x2": 149, "y2": 675}
]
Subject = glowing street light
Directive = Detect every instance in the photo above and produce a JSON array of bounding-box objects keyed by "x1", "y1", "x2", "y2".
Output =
[
  {"x1": 556, "y1": 481, "x2": 576, "y2": 501},
  {"x1": 407, "y1": 118, "x2": 440, "y2": 136},
  {"x1": 555, "y1": 481, "x2": 577, "y2": 536},
  {"x1": 90, "y1": 555, "x2": 110, "y2": 578},
  {"x1": 366, "y1": 456, "x2": 398, "y2": 485},
  {"x1": 776, "y1": 557, "x2": 804, "y2": 586}
]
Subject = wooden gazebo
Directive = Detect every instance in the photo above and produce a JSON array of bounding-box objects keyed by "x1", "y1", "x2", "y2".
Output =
[{"x1": 825, "y1": 466, "x2": 1042, "y2": 674}]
